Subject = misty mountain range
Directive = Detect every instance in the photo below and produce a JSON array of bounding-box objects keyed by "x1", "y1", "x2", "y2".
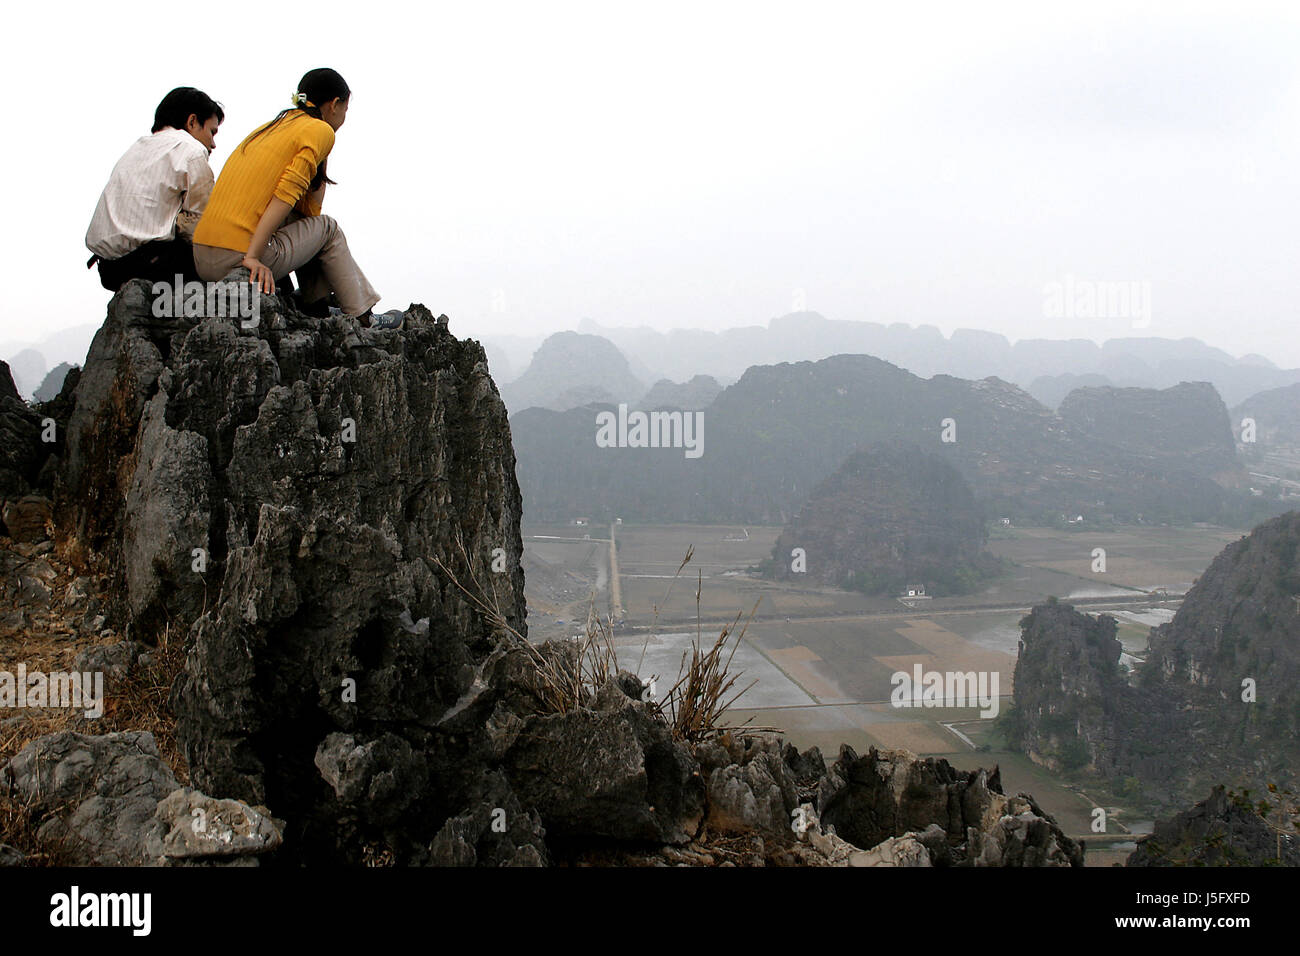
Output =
[{"x1": 486, "y1": 312, "x2": 1300, "y2": 416}]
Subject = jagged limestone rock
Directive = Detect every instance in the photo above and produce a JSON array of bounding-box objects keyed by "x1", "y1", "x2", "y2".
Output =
[
  {"x1": 0, "y1": 360, "x2": 48, "y2": 504},
  {"x1": 59, "y1": 275, "x2": 528, "y2": 864},
  {"x1": 1, "y1": 731, "x2": 176, "y2": 866},
  {"x1": 695, "y1": 733, "x2": 798, "y2": 834},
  {"x1": 1013, "y1": 514, "x2": 1300, "y2": 808},
  {"x1": 849, "y1": 833, "x2": 933, "y2": 867},
  {"x1": 503, "y1": 680, "x2": 704, "y2": 845},
  {"x1": 1127, "y1": 785, "x2": 1300, "y2": 867},
  {"x1": 817, "y1": 745, "x2": 1082, "y2": 867},
  {"x1": 424, "y1": 771, "x2": 547, "y2": 867},
  {"x1": 145, "y1": 787, "x2": 282, "y2": 863}
]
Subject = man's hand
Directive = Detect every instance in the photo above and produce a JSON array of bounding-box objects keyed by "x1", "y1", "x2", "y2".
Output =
[{"x1": 243, "y1": 256, "x2": 276, "y2": 294}]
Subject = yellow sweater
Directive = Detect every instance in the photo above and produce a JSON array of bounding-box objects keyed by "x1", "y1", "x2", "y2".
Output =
[{"x1": 194, "y1": 111, "x2": 335, "y2": 252}]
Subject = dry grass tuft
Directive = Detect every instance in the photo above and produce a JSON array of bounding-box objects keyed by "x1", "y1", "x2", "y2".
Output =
[
  {"x1": 437, "y1": 534, "x2": 772, "y2": 743},
  {"x1": 434, "y1": 532, "x2": 619, "y2": 714},
  {"x1": 651, "y1": 572, "x2": 761, "y2": 743}
]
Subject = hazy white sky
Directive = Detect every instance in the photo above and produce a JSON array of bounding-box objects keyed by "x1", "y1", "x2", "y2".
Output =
[{"x1": 4, "y1": 0, "x2": 1300, "y2": 365}]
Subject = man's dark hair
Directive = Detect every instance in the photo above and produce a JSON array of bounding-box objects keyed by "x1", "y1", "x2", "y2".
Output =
[{"x1": 152, "y1": 87, "x2": 224, "y2": 133}]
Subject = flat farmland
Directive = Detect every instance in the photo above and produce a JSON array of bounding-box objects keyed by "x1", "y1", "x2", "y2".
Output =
[{"x1": 988, "y1": 525, "x2": 1243, "y2": 594}]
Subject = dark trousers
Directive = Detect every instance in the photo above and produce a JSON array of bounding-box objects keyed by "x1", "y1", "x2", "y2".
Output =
[{"x1": 94, "y1": 238, "x2": 198, "y2": 292}]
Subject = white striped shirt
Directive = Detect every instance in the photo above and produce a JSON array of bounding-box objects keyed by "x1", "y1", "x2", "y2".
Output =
[{"x1": 85, "y1": 128, "x2": 214, "y2": 260}]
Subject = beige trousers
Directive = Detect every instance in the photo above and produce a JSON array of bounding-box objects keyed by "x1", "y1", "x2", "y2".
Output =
[{"x1": 194, "y1": 213, "x2": 380, "y2": 317}]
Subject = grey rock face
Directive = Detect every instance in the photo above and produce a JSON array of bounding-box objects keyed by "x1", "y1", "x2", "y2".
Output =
[
  {"x1": 55, "y1": 276, "x2": 527, "y2": 864},
  {"x1": 144, "y1": 788, "x2": 282, "y2": 863},
  {"x1": 696, "y1": 734, "x2": 799, "y2": 834},
  {"x1": 424, "y1": 770, "x2": 547, "y2": 867},
  {"x1": 0, "y1": 361, "x2": 45, "y2": 503},
  {"x1": 504, "y1": 680, "x2": 705, "y2": 845},
  {"x1": 1127, "y1": 785, "x2": 1300, "y2": 867},
  {"x1": 1, "y1": 730, "x2": 177, "y2": 865},
  {"x1": 818, "y1": 745, "x2": 1082, "y2": 867},
  {"x1": 72, "y1": 640, "x2": 152, "y2": 683},
  {"x1": 1, "y1": 731, "x2": 282, "y2": 866}
]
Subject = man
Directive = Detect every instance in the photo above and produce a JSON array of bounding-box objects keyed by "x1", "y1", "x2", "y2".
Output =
[{"x1": 86, "y1": 87, "x2": 224, "y2": 291}]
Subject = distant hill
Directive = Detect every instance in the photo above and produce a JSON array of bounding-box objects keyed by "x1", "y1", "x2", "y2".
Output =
[
  {"x1": 766, "y1": 442, "x2": 1001, "y2": 596},
  {"x1": 512, "y1": 354, "x2": 1254, "y2": 526},
  {"x1": 640, "y1": 374, "x2": 722, "y2": 410},
  {"x1": 500, "y1": 332, "x2": 644, "y2": 414},
  {"x1": 1233, "y1": 383, "x2": 1300, "y2": 448},
  {"x1": 1027, "y1": 373, "x2": 1116, "y2": 409},
  {"x1": 481, "y1": 344, "x2": 514, "y2": 384},
  {"x1": 1058, "y1": 382, "x2": 1242, "y2": 486},
  {"x1": 33, "y1": 363, "x2": 74, "y2": 403},
  {"x1": 1, "y1": 322, "x2": 98, "y2": 398}
]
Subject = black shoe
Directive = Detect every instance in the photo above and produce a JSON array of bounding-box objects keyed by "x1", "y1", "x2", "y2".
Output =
[
  {"x1": 367, "y1": 309, "x2": 405, "y2": 330},
  {"x1": 300, "y1": 296, "x2": 331, "y2": 318}
]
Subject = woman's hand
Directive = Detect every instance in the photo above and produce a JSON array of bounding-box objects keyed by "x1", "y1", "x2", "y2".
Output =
[
  {"x1": 243, "y1": 198, "x2": 293, "y2": 294},
  {"x1": 243, "y1": 256, "x2": 276, "y2": 294}
]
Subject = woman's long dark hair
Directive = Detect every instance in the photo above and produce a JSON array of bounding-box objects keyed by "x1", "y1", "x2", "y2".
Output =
[{"x1": 243, "y1": 68, "x2": 351, "y2": 189}]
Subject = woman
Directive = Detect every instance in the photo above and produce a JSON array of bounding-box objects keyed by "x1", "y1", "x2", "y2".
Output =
[{"x1": 194, "y1": 68, "x2": 399, "y2": 328}]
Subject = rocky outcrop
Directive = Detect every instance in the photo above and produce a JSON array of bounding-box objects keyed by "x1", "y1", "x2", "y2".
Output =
[
  {"x1": 0, "y1": 361, "x2": 46, "y2": 505},
  {"x1": 423, "y1": 770, "x2": 547, "y2": 867},
  {"x1": 1139, "y1": 510, "x2": 1300, "y2": 795},
  {"x1": 1011, "y1": 512, "x2": 1300, "y2": 807},
  {"x1": 1127, "y1": 786, "x2": 1300, "y2": 867},
  {"x1": 1012, "y1": 602, "x2": 1137, "y2": 774},
  {"x1": 695, "y1": 733, "x2": 799, "y2": 834},
  {"x1": 504, "y1": 680, "x2": 705, "y2": 845},
  {"x1": 0, "y1": 731, "x2": 279, "y2": 866},
  {"x1": 44, "y1": 275, "x2": 532, "y2": 863},
  {"x1": 816, "y1": 745, "x2": 1083, "y2": 866}
]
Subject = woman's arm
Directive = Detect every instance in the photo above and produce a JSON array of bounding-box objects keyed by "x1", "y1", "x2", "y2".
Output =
[
  {"x1": 243, "y1": 197, "x2": 292, "y2": 293},
  {"x1": 296, "y1": 182, "x2": 326, "y2": 217}
]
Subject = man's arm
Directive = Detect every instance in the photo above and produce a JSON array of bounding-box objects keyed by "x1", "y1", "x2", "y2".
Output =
[{"x1": 177, "y1": 150, "x2": 215, "y2": 238}]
